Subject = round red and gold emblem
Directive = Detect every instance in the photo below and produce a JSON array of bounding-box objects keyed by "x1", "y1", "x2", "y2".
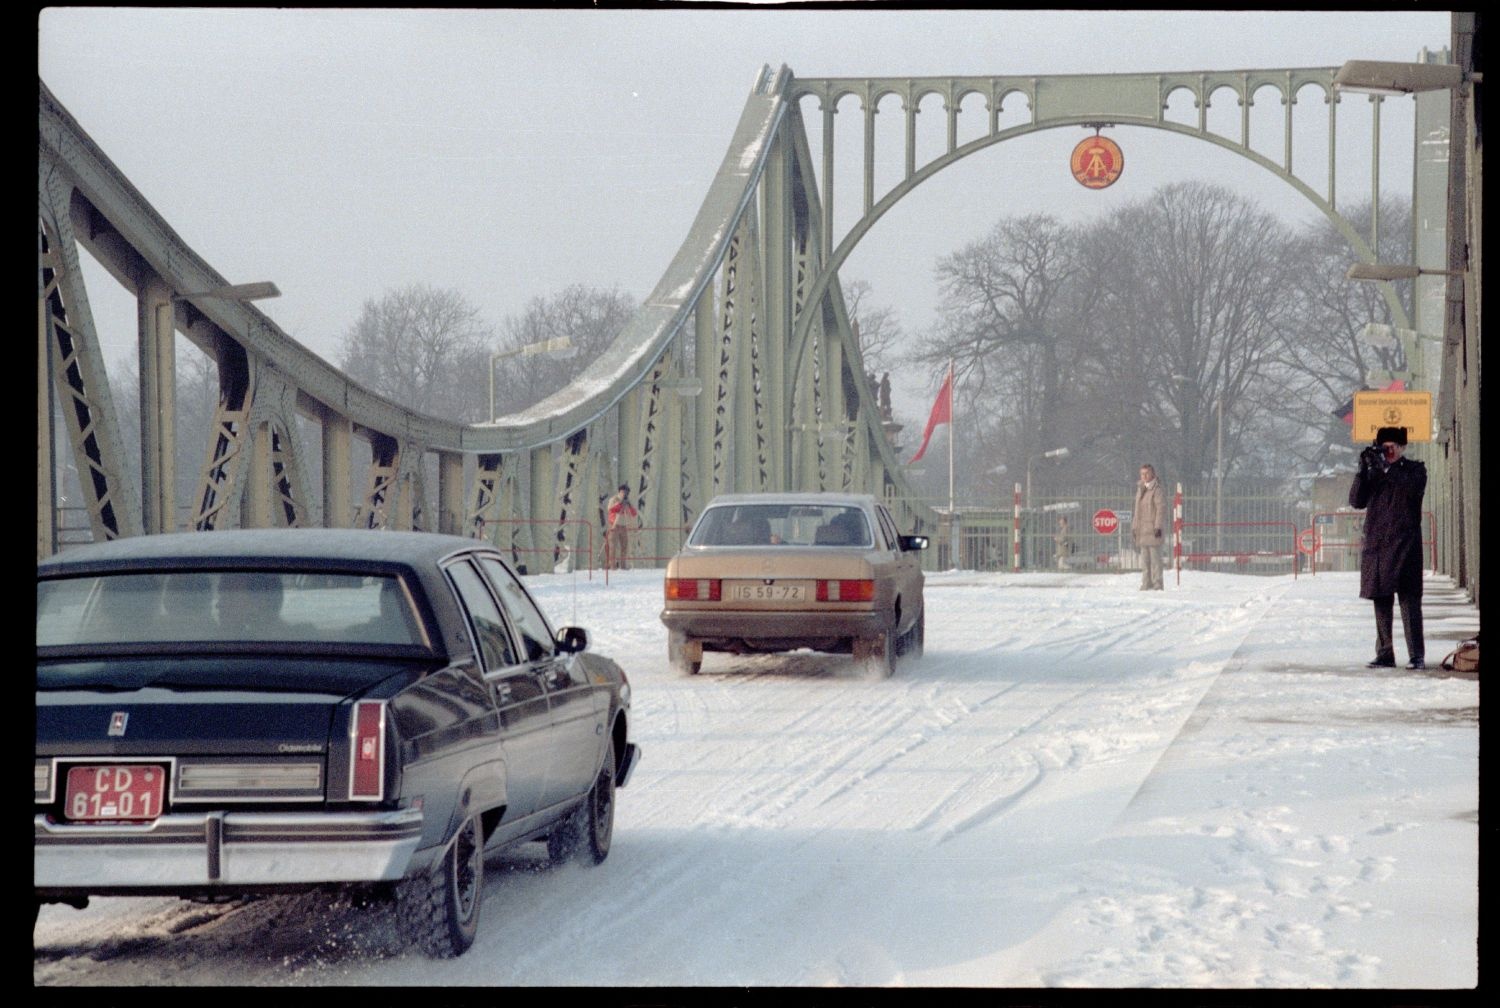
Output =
[{"x1": 1070, "y1": 135, "x2": 1124, "y2": 190}]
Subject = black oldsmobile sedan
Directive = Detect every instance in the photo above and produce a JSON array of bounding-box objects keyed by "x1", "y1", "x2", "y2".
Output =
[{"x1": 35, "y1": 529, "x2": 639, "y2": 957}]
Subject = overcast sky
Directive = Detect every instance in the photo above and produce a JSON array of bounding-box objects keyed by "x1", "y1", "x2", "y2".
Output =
[{"x1": 39, "y1": 7, "x2": 1452, "y2": 411}]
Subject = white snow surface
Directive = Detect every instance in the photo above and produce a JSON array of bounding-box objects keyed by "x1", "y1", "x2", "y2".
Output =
[{"x1": 34, "y1": 568, "x2": 1479, "y2": 989}]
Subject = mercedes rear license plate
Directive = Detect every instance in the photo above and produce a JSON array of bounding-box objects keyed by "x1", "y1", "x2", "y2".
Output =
[
  {"x1": 63, "y1": 764, "x2": 167, "y2": 821},
  {"x1": 726, "y1": 580, "x2": 810, "y2": 602}
]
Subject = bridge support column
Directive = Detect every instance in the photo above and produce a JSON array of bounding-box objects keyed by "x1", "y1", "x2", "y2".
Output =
[
  {"x1": 321, "y1": 409, "x2": 352, "y2": 528},
  {"x1": 694, "y1": 298, "x2": 721, "y2": 501},
  {"x1": 138, "y1": 278, "x2": 176, "y2": 534},
  {"x1": 436, "y1": 449, "x2": 464, "y2": 536},
  {"x1": 38, "y1": 292, "x2": 56, "y2": 559},
  {"x1": 467, "y1": 453, "x2": 504, "y2": 541},
  {"x1": 762, "y1": 126, "x2": 792, "y2": 492},
  {"x1": 241, "y1": 421, "x2": 273, "y2": 529},
  {"x1": 38, "y1": 209, "x2": 139, "y2": 544},
  {"x1": 521, "y1": 444, "x2": 552, "y2": 569}
]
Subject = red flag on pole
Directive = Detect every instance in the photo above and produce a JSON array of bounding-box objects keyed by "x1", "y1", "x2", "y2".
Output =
[{"x1": 907, "y1": 368, "x2": 952, "y2": 464}]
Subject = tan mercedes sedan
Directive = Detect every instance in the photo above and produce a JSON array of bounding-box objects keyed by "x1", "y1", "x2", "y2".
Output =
[{"x1": 660, "y1": 493, "x2": 928, "y2": 678}]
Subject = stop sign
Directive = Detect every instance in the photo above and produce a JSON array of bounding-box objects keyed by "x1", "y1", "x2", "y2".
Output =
[{"x1": 1092, "y1": 509, "x2": 1119, "y2": 535}]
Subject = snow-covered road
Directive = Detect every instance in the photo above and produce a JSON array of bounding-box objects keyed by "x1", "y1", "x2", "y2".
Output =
[{"x1": 33, "y1": 569, "x2": 1479, "y2": 988}]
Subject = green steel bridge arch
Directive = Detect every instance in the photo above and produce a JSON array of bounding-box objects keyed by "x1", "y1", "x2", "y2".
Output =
[
  {"x1": 38, "y1": 61, "x2": 1437, "y2": 567},
  {"x1": 784, "y1": 67, "x2": 1413, "y2": 381}
]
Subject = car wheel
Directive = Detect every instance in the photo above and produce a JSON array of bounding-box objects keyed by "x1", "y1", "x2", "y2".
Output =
[
  {"x1": 668, "y1": 629, "x2": 702, "y2": 676},
  {"x1": 546, "y1": 801, "x2": 585, "y2": 866},
  {"x1": 906, "y1": 609, "x2": 925, "y2": 659},
  {"x1": 582, "y1": 748, "x2": 616, "y2": 864},
  {"x1": 855, "y1": 631, "x2": 896, "y2": 679},
  {"x1": 398, "y1": 813, "x2": 484, "y2": 958}
]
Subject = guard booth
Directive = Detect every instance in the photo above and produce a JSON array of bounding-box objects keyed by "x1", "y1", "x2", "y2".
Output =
[
  {"x1": 920, "y1": 507, "x2": 1015, "y2": 572},
  {"x1": 1025, "y1": 495, "x2": 1137, "y2": 571}
]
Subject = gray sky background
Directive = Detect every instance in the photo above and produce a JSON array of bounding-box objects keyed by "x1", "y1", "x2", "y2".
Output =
[{"x1": 39, "y1": 7, "x2": 1453, "y2": 412}]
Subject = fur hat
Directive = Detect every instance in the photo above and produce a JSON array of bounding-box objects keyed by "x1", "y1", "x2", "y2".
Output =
[{"x1": 1374, "y1": 426, "x2": 1408, "y2": 446}]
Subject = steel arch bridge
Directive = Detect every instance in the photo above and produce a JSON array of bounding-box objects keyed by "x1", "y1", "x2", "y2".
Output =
[{"x1": 38, "y1": 63, "x2": 1426, "y2": 564}]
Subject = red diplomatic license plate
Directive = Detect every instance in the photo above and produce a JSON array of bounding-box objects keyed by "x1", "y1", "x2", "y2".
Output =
[{"x1": 64, "y1": 764, "x2": 167, "y2": 822}]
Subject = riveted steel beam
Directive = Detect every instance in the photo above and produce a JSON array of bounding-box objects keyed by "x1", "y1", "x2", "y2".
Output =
[{"x1": 40, "y1": 52, "x2": 1450, "y2": 566}]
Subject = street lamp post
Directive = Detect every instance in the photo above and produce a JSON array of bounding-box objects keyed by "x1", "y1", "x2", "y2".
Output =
[
  {"x1": 1214, "y1": 396, "x2": 1224, "y2": 554},
  {"x1": 172, "y1": 281, "x2": 282, "y2": 303},
  {"x1": 488, "y1": 336, "x2": 576, "y2": 422},
  {"x1": 1025, "y1": 447, "x2": 1068, "y2": 514},
  {"x1": 1334, "y1": 25, "x2": 1480, "y2": 598},
  {"x1": 1358, "y1": 322, "x2": 1444, "y2": 389}
]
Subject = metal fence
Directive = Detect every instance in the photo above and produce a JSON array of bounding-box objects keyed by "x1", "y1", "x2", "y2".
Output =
[
  {"x1": 51, "y1": 488, "x2": 1437, "y2": 581},
  {"x1": 892, "y1": 484, "x2": 1381, "y2": 577}
]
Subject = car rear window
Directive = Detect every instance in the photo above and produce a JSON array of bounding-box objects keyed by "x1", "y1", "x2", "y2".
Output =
[
  {"x1": 37, "y1": 571, "x2": 427, "y2": 648},
  {"x1": 688, "y1": 504, "x2": 871, "y2": 547}
]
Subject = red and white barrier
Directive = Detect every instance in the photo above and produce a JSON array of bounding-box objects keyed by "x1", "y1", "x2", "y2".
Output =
[
  {"x1": 1173, "y1": 483, "x2": 1183, "y2": 585},
  {"x1": 1013, "y1": 483, "x2": 1022, "y2": 571}
]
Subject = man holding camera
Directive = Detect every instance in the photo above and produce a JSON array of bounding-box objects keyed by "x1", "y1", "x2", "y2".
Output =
[{"x1": 1348, "y1": 426, "x2": 1427, "y2": 669}]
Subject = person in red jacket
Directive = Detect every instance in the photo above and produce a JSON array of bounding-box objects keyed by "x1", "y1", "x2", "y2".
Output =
[{"x1": 606, "y1": 484, "x2": 638, "y2": 570}]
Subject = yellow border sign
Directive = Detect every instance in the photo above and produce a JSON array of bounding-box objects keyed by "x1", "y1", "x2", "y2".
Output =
[
  {"x1": 1070, "y1": 136, "x2": 1123, "y2": 189},
  {"x1": 1351, "y1": 391, "x2": 1432, "y2": 442}
]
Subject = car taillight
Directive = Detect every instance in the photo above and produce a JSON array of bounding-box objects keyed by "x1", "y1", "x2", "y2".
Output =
[
  {"x1": 349, "y1": 700, "x2": 386, "y2": 801},
  {"x1": 816, "y1": 579, "x2": 875, "y2": 602},
  {"x1": 666, "y1": 578, "x2": 722, "y2": 601}
]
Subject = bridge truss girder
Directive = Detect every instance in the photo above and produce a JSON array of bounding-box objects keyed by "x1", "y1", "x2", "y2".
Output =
[{"x1": 39, "y1": 58, "x2": 1442, "y2": 566}]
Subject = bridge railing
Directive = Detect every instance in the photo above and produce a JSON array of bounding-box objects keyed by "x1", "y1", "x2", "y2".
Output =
[{"x1": 476, "y1": 518, "x2": 595, "y2": 578}]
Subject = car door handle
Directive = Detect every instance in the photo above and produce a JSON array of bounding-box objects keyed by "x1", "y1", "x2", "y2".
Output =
[{"x1": 493, "y1": 682, "x2": 513, "y2": 703}]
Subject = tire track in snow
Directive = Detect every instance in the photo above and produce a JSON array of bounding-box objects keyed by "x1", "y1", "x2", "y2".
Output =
[
  {"x1": 890, "y1": 586, "x2": 1270, "y2": 843},
  {"x1": 673, "y1": 586, "x2": 1239, "y2": 836}
]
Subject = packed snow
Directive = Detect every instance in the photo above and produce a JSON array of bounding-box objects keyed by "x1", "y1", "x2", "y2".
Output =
[{"x1": 34, "y1": 566, "x2": 1479, "y2": 989}]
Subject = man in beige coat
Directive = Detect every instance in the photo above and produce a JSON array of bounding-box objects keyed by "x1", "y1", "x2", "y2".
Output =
[{"x1": 1132, "y1": 463, "x2": 1166, "y2": 590}]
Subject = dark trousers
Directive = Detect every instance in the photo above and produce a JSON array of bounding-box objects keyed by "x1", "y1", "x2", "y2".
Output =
[{"x1": 1372, "y1": 592, "x2": 1424, "y2": 662}]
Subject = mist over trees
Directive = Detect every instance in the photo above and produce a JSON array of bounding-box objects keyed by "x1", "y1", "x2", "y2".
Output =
[
  {"x1": 488, "y1": 285, "x2": 636, "y2": 417},
  {"x1": 844, "y1": 278, "x2": 904, "y2": 380},
  {"x1": 93, "y1": 183, "x2": 1410, "y2": 524},
  {"x1": 338, "y1": 283, "x2": 493, "y2": 423},
  {"x1": 331, "y1": 282, "x2": 636, "y2": 424},
  {"x1": 905, "y1": 182, "x2": 1413, "y2": 501}
]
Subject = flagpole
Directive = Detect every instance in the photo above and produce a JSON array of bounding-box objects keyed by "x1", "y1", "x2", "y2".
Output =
[{"x1": 946, "y1": 359, "x2": 955, "y2": 515}]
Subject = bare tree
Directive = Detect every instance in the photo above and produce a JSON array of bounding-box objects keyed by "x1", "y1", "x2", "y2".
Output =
[
  {"x1": 1070, "y1": 181, "x2": 1300, "y2": 486},
  {"x1": 916, "y1": 213, "x2": 1082, "y2": 495},
  {"x1": 1265, "y1": 198, "x2": 1414, "y2": 477},
  {"x1": 842, "y1": 278, "x2": 904, "y2": 378},
  {"x1": 490, "y1": 284, "x2": 636, "y2": 416},
  {"x1": 338, "y1": 283, "x2": 493, "y2": 421}
]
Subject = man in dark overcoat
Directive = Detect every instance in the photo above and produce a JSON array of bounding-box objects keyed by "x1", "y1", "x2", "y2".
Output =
[{"x1": 1348, "y1": 425, "x2": 1427, "y2": 668}]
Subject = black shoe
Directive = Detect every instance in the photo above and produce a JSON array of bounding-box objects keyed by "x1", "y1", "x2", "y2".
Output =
[
  {"x1": 1365, "y1": 657, "x2": 1396, "y2": 668},
  {"x1": 1406, "y1": 659, "x2": 1426, "y2": 670}
]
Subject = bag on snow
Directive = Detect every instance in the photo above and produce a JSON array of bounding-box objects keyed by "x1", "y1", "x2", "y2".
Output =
[{"x1": 1440, "y1": 634, "x2": 1479, "y2": 674}]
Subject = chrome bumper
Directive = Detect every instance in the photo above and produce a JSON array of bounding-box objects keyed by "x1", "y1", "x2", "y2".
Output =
[
  {"x1": 661, "y1": 608, "x2": 882, "y2": 641},
  {"x1": 34, "y1": 807, "x2": 425, "y2": 889}
]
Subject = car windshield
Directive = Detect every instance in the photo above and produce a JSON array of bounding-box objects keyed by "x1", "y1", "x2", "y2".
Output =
[
  {"x1": 689, "y1": 504, "x2": 871, "y2": 547},
  {"x1": 37, "y1": 571, "x2": 426, "y2": 648}
]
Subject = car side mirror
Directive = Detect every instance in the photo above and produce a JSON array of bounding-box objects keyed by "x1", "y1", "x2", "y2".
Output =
[
  {"x1": 899, "y1": 535, "x2": 929, "y2": 552},
  {"x1": 555, "y1": 626, "x2": 590, "y2": 653}
]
